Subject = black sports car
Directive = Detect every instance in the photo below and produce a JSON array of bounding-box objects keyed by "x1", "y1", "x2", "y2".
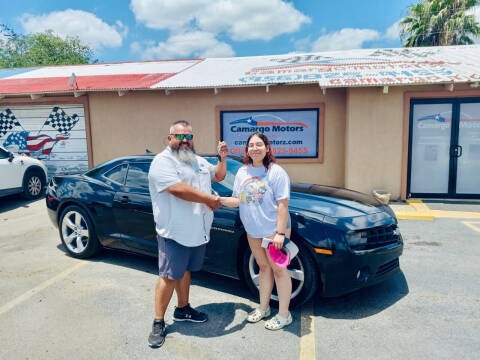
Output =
[{"x1": 46, "y1": 154, "x2": 403, "y2": 307}]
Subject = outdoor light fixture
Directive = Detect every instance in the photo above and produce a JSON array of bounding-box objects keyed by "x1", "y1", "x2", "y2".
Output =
[
  {"x1": 383, "y1": 86, "x2": 389, "y2": 94},
  {"x1": 68, "y1": 72, "x2": 77, "y2": 88}
]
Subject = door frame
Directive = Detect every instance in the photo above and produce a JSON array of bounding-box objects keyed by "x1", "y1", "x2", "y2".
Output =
[{"x1": 406, "y1": 96, "x2": 480, "y2": 199}]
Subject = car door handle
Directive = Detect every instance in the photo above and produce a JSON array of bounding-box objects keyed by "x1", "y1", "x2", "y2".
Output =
[{"x1": 119, "y1": 195, "x2": 130, "y2": 204}]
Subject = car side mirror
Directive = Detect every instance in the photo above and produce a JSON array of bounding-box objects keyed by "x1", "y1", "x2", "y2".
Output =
[{"x1": 8, "y1": 152, "x2": 14, "y2": 162}]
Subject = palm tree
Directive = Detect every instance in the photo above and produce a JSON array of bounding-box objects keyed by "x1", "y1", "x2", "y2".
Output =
[{"x1": 400, "y1": 0, "x2": 480, "y2": 47}]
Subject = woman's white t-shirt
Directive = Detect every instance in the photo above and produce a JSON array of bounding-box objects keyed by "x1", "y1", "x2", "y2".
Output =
[{"x1": 232, "y1": 163, "x2": 290, "y2": 238}]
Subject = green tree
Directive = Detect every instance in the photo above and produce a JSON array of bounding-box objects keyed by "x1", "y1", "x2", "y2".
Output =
[
  {"x1": 400, "y1": 0, "x2": 480, "y2": 47},
  {"x1": 0, "y1": 27, "x2": 95, "y2": 68}
]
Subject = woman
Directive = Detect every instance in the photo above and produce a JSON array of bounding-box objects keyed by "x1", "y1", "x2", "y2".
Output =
[{"x1": 220, "y1": 132, "x2": 292, "y2": 330}]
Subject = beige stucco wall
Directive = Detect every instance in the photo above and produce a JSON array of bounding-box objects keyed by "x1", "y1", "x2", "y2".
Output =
[
  {"x1": 345, "y1": 83, "x2": 476, "y2": 200},
  {"x1": 345, "y1": 86, "x2": 405, "y2": 199},
  {"x1": 87, "y1": 85, "x2": 346, "y2": 186}
]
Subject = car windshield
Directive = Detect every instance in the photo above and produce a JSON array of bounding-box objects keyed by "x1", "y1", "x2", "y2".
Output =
[{"x1": 206, "y1": 157, "x2": 243, "y2": 195}]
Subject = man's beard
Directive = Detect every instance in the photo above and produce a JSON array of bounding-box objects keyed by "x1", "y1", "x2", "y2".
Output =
[{"x1": 171, "y1": 144, "x2": 196, "y2": 164}]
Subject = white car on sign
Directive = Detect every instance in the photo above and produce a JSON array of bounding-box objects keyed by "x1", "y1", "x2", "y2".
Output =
[{"x1": 0, "y1": 145, "x2": 48, "y2": 199}]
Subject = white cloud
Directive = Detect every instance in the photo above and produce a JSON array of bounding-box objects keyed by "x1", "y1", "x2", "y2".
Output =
[
  {"x1": 130, "y1": 0, "x2": 310, "y2": 41},
  {"x1": 133, "y1": 31, "x2": 235, "y2": 59},
  {"x1": 20, "y1": 9, "x2": 126, "y2": 49},
  {"x1": 467, "y1": 5, "x2": 480, "y2": 43},
  {"x1": 384, "y1": 21, "x2": 401, "y2": 41},
  {"x1": 311, "y1": 28, "x2": 381, "y2": 51}
]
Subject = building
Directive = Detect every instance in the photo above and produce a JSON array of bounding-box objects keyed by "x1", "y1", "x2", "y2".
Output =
[{"x1": 1, "y1": 45, "x2": 480, "y2": 199}]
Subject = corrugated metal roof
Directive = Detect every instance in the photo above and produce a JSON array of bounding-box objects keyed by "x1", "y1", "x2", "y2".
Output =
[{"x1": 1, "y1": 45, "x2": 480, "y2": 95}]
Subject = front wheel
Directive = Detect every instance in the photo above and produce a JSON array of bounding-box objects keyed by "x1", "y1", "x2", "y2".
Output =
[
  {"x1": 59, "y1": 205, "x2": 100, "y2": 259},
  {"x1": 241, "y1": 238, "x2": 319, "y2": 308},
  {"x1": 23, "y1": 171, "x2": 44, "y2": 199}
]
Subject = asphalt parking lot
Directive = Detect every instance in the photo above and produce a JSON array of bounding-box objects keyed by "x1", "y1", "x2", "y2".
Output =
[{"x1": 0, "y1": 195, "x2": 479, "y2": 360}]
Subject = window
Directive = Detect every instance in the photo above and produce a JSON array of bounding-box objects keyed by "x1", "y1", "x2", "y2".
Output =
[
  {"x1": 125, "y1": 162, "x2": 151, "y2": 189},
  {"x1": 103, "y1": 164, "x2": 128, "y2": 184},
  {"x1": 0, "y1": 148, "x2": 9, "y2": 159}
]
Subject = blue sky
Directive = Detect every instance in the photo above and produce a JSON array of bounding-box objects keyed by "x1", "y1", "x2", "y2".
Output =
[{"x1": 0, "y1": 1, "x2": 432, "y2": 63}]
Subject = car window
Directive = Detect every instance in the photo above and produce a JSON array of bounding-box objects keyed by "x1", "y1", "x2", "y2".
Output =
[
  {"x1": 103, "y1": 163, "x2": 128, "y2": 184},
  {"x1": 0, "y1": 148, "x2": 9, "y2": 159},
  {"x1": 206, "y1": 157, "x2": 243, "y2": 196},
  {"x1": 125, "y1": 162, "x2": 150, "y2": 189}
]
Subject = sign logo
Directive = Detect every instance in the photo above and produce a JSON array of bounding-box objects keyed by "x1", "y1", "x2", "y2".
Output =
[{"x1": 229, "y1": 114, "x2": 307, "y2": 133}]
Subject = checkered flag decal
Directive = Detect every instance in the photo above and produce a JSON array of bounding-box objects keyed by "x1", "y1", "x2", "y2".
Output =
[
  {"x1": 44, "y1": 106, "x2": 79, "y2": 135},
  {"x1": 0, "y1": 109, "x2": 21, "y2": 137}
]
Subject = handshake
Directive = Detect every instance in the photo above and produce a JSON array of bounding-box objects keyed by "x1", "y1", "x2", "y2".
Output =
[{"x1": 205, "y1": 196, "x2": 239, "y2": 210}]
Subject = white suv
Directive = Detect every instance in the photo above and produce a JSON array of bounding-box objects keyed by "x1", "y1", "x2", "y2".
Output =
[{"x1": 0, "y1": 145, "x2": 48, "y2": 199}]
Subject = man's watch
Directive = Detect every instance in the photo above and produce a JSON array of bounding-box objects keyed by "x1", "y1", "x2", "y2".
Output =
[{"x1": 275, "y1": 231, "x2": 286, "y2": 236}]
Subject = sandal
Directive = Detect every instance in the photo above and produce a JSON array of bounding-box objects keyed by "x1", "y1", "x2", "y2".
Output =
[
  {"x1": 265, "y1": 313, "x2": 293, "y2": 330},
  {"x1": 247, "y1": 307, "x2": 271, "y2": 323}
]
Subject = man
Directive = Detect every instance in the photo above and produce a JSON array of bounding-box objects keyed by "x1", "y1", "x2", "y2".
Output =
[{"x1": 147, "y1": 120, "x2": 228, "y2": 348}]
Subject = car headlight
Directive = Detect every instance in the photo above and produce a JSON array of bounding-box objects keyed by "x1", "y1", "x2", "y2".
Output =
[{"x1": 346, "y1": 230, "x2": 368, "y2": 246}]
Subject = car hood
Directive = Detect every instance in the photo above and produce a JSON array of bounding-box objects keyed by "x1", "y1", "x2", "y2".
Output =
[{"x1": 290, "y1": 183, "x2": 384, "y2": 218}]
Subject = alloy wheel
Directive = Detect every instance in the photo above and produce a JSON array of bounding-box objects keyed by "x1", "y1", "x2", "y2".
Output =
[
  {"x1": 248, "y1": 252, "x2": 305, "y2": 301},
  {"x1": 28, "y1": 175, "x2": 42, "y2": 196},
  {"x1": 61, "y1": 210, "x2": 90, "y2": 254}
]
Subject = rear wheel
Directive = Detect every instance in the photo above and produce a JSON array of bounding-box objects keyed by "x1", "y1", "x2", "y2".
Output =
[
  {"x1": 242, "y1": 238, "x2": 318, "y2": 308},
  {"x1": 23, "y1": 171, "x2": 44, "y2": 199},
  {"x1": 59, "y1": 205, "x2": 100, "y2": 259}
]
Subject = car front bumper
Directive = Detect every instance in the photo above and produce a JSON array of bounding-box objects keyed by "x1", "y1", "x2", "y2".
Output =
[{"x1": 317, "y1": 240, "x2": 403, "y2": 297}]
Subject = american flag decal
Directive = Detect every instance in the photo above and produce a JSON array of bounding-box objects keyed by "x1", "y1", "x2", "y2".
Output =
[
  {"x1": 0, "y1": 109, "x2": 21, "y2": 137},
  {"x1": 3, "y1": 131, "x2": 68, "y2": 155},
  {"x1": 44, "y1": 106, "x2": 79, "y2": 135}
]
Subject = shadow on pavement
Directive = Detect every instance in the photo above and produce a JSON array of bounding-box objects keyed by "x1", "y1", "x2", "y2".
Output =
[
  {"x1": 56, "y1": 243, "x2": 256, "y2": 302},
  {"x1": 314, "y1": 270, "x2": 409, "y2": 319},
  {"x1": 0, "y1": 194, "x2": 43, "y2": 213},
  {"x1": 166, "y1": 302, "x2": 254, "y2": 338}
]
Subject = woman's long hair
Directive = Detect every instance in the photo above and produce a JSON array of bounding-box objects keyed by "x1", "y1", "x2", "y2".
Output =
[{"x1": 243, "y1": 132, "x2": 276, "y2": 168}]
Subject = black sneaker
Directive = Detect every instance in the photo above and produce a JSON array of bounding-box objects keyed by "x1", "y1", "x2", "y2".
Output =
[
  {"x1": 173, "y1": 304, "x2": 208, "y2": 323},
  {"x1": 148, "y1": 319, "x2": 166, "y2": 348}
]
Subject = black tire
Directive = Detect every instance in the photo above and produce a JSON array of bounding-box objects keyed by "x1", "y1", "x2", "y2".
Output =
[
  {"x1": 59, "y1": 205, "x2": 100, "y2": 259},
  {"x1": 23, "y1": 170, "x2": 45, "y2": 199},
  {"x1": 241, "y1": 237, "x2": 319, "y2": 308}
]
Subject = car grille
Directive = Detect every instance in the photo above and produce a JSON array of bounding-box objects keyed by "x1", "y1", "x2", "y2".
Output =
[
  {"x1": 375, "y1": 258, "x2": 400, "y2": 277},
  {"x1": 350, "y1": 224, "x2": 400, "y2": 250}
]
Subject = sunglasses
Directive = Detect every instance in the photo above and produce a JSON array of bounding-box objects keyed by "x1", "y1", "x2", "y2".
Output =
[{"x1": 170, "y1": 134, "x2": 194, "y2": 140}]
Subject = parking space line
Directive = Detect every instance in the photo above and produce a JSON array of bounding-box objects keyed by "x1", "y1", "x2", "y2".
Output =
[
  {"x1": 300, "y1": 300, "x2": 315, "y2": 360},
  {"x1": 462, "y1": 221, "x2": 480, "y2": 233},
  {"x1": 0, "y1": 261, "x2": 87, "y2": 317},
  {"x1": 406, "y1": 199, "x2": 431, "y2": 212}
]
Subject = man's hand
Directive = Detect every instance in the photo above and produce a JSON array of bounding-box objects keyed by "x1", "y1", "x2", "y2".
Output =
[
  {"x1": 205, "y1": 195, "x2": 221, "y2": 211},
  {"x1": 217, "y1": 141, "x2": 228, "y2": 161}
]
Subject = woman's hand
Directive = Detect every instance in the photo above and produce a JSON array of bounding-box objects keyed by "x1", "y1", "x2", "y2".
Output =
[
  {"x1": 272, "y1": 233, "x2": 285, "y2": 250},
  {"x1": 220, "y1": 196, "x2": 240, "y2": 208}
]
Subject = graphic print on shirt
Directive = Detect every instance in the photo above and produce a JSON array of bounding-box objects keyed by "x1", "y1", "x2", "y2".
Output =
[{"x1": 239, "y1": 174, "x2": 268, "y2": 204}]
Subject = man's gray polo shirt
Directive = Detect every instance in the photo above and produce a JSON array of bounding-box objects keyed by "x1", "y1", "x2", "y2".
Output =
[{"x1": 148, "y1": 147, "x2": 216, "y2": 247}]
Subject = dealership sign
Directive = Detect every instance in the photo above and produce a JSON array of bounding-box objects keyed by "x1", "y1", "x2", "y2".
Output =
[{"x1": 220, "y1": 109, "x2": 319, "y2": 158}]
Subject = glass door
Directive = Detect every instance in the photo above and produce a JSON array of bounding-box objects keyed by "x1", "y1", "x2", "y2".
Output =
[
  {"x1": 456, "y1": 102, "x2": 480, "y2": 195},
  {"x1": 408, "y1": 98, "x2": 480, "y2": 198},
  {"x1": 409, "y1": 102, "x2": 453, "y2": 195}
]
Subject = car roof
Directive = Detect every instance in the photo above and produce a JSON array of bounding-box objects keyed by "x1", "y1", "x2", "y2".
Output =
[{"x1": 113, "y1": 153, "x2": 242, "y2": 162}]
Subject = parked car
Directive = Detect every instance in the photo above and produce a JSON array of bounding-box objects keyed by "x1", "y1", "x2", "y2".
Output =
[
  {"x1": 0, "y1": 145, "x2": 48, "y2": 199},
  {"x1": 45, "y1": 154, "x2": 403, "y2": 307}
]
